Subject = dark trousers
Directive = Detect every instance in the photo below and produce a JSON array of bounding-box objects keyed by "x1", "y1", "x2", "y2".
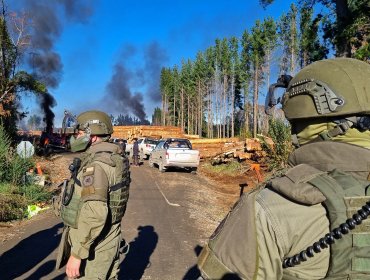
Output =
[{"x1": 133, "y1": 154, "x2": 139, "y2": 166}]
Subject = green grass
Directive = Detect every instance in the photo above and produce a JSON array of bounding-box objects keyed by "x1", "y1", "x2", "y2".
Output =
[
  {"x1": 20, "y1": 184, "x2": 53, "y2": 203},
  {"x1": 203, "y1": 161, "x2": 245, "y2": 175}
]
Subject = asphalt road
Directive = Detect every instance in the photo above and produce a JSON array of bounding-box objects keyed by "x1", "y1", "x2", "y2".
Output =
[{"x1": 0, "y1": 160, "x2": 217, "y2": 280}]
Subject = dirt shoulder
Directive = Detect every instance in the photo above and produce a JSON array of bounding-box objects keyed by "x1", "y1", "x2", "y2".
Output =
[{"x1": 0, "y1": 154, "x2": 269, "y2": 245}]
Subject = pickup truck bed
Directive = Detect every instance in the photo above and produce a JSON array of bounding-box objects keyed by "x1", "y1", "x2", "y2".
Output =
[{"x1": 149, "y1": 138, "x2": 200, "y2": 173}]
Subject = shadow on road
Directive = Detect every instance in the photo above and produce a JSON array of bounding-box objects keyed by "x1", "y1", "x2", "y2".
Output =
[
  {"x1": 25, "y1": 260, "x2": 65, "y2": 280},
  {"x1": 182, "y1": 245, "x2": 202, "y2": 280},
  {"x1": 0, "y1": 222, "x2": 63, "y2": 280},
  {"x1": 119, "y1": 225, "x2": 158, "y2": 280},
  {"x1": 182, "y1": 245, "x2": 242, "y2": 280}
]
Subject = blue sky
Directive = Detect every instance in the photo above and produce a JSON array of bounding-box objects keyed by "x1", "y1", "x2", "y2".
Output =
[{"x1": 12, "y1": 0, "x2": 293, "y2": 127}]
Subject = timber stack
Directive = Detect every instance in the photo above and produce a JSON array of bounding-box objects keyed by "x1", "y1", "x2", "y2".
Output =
[
  {"x1": 196, "y1": 137, "x2": 274, "y2": 164},
  {"x1": 112, "y1": 125, "x2": 184, "y2": 142}
]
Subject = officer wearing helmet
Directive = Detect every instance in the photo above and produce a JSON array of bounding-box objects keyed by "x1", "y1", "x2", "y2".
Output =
[
  {"x1": 197, "y1": 58, "x2": 370, "y2": 279},
  {"x1": 53, "y1": 110, "x2": 130, "y2": 279}
]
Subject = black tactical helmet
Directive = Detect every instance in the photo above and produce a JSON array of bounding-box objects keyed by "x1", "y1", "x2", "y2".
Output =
[{"x1": 76, "y1": 110, "x2": 113, "y2": 135}]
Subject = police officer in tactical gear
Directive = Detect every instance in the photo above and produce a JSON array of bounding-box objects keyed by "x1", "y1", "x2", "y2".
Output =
[
  {"x1": 197, "y1": 58, "x2": 370, "y2": 279},
  {"x1": 54, "y1": 110, "x2": 130, "y2": 279}
]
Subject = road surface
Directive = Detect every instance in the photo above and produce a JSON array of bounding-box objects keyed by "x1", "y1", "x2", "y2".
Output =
[{"x1": 0, "y1": 159, "x2": 234, "y2": 280}]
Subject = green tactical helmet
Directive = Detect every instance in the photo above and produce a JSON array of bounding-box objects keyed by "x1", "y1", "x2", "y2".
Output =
[
  {"x1": 282, "y1": 58, "x2": 370, "y2": 121},
  {"x1": 76, "y1": 110, "x2": 113, "y2": 135}
]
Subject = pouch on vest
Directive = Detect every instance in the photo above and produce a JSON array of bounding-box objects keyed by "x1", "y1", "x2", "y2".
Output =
[
  {"x1": 269, "y1": 164, "x2": 370, "y2": 279},
  {"x1": 87, "y1": 152, "x2": 131, "y2": 224}
]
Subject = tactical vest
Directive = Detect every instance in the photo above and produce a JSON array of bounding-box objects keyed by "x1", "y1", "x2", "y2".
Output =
[
  {"x1": 60, "y1": 150, "x2": 130, "y2": 228},
  {"x1": 198, "y1": 164, "x2": 370, "y2": 279}
]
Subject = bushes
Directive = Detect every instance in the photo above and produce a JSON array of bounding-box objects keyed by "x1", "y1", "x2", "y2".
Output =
[
  {"x1": 0, "y1": 192, "x2": 28, "y2": 221},
  {"x1": 0, "y1": 126, "x2": 34, "y2": 185},
  {"x1": 0, "y1": 125, "x2": 52, "y2": 222},
  {"x1": 262, "y1": 118, "x2": 293, "y2": 171}
]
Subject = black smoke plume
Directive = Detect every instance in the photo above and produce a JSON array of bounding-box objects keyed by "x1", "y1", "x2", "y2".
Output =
[
  {"x1": 144, "y1": 42, "x2": 168, "y2": 102},
  {"x1": 40, "y1": 92, "x2": 57, "y2": 132},
  {"x1": 21, "y1": 0, "x2": 95, "y2": 89},
  {"x1": 105, "y1": 64, "x2": 147, "y2": 122},
  {"x1": 13, "y1": 0, "x2": 95, "y2": 127}
]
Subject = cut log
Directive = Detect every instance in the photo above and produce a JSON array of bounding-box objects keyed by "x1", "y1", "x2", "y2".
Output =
[{"x1": 245, "y1": 138, "x2": 262, "y2": 152}]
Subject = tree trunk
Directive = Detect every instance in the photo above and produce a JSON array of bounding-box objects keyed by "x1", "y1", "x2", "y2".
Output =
[
  {"x1": 181, "y1": 87, "x2": 184, "y2": 129},
  {"x1": 231, "y1": 74, "x2": 235, "y2": 137},
  {"x1": 223, "y1": 74, "x2": 227, "y2": 138},
  {"x1": 335, "y1": 0, "x2": 351, "y2": 57},
  {"x1": 253, "y1": 58, "x2": 259, "y2": 138},
  {"x1": 187, "y1": 94, "x2": 190, "y2": 134},
  {"x1": 162, "y1": 94, "x2": 166, "y2": 125},
  {"x1": 198, "y1": 80, "x2": 202, "y2": 137},
  {"x1": 173, "y1": 93, "x2": 176, "y2": 126}
]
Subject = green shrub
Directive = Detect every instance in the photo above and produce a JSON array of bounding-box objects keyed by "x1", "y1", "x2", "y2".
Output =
[
  {"x1": 0, "y1": 125, "x2": 34, "y2": 185},
  {"x1": 0, "y1": 125, "x2": 52, "y2": 221},
  {"x1": 0, "y1": 193, "x2": 27, "y2": 221},
  {"x1": 0, "y1": 125, "x2": 11, "y2": 181},
  {"x1": 20, "y1": 184, "x2": 53, "y2": 203},
  {"x1": 262, "y1": 118, "x2": 293, "y2": 171}
]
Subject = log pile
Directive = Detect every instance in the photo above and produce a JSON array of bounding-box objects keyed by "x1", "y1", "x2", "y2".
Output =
[
  {"x1": 197, "y1": 137, "x2": 274, "y2": 164},
  {"x1": 190, "y1": 138, "x2": 243, "y2": 159},
  {"x1": 112, "y1": 125, "x2": 185, "y2": 142}
]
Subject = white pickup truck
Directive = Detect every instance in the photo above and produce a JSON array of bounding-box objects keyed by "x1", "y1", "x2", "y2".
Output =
[
  {"x1": 138, "y1": 137, "x2": 159, "y2": 159},
  {"x1": 149, "y1": 138, "x2": 199, "y2": 173},
  {"x1": 125, "y1": 137, "x2": 158, "y2": 159}
]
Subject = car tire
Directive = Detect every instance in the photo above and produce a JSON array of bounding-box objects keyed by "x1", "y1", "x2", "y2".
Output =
[{"x1": 191, "y1": 167, "x2": 197, "y2": 174}]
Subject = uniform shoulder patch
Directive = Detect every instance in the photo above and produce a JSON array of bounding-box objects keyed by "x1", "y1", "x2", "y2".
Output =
[
  {"x1": 82, "y1": 166, "x2": 95, "y2": 174},
  {"x1": 86, "y1": 167, "x2": 94, "y2": 173},
  {"x1": 82, "y1": 175, "x2": 94, "y2": 187}
]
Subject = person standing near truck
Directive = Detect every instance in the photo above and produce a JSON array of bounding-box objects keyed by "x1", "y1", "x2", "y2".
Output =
[
  {"x1": 132, "y1": 138, "x2": 140, "y2": 166},
  {"x1": 118, "y1": 139, "x2": 126, "y2": 155}
]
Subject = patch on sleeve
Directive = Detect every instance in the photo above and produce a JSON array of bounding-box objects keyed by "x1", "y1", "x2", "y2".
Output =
[
  {"x1": 82, "y1": 175, "x2": 94, "y2": 187},
  {"x1": 82, "y1": 166, "x2": 95, "y2": 174}
]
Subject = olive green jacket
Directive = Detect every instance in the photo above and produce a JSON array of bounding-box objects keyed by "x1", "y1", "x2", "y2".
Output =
[{"x1": 199, "y1": 141, "x2": 370, "y2": 279}]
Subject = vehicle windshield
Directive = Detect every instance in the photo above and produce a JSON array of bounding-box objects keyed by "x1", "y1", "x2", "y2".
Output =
[
  {"x1": 167, "y1": 139, "x2": 190, "y2": 148},
  {"x1": 147, "y1": 139, "x2": 158, "y2": 145}
]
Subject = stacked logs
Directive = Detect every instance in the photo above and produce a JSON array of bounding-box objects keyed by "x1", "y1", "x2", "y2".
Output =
[
  {"x1": 193, "y1": 137, "x2": 274, "y2": 164},
  {"x1": 112, "y1": 125, "x2": 185, "y2": 142}
]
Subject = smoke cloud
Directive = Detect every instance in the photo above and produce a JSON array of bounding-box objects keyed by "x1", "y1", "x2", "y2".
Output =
[
  {"x1": 40, "y1": 92, "x2": 57, "y2": 132},
  {"x1": 144, "y1": 42, "x2": 169, "y2": 102},
  {"x1": 13, "y1": 0, "x2": 95, "y2": 127},
  {"x1": 20, "y1": 0, "x2": 96, "y2": 89},
  {"x1": 99, "y1": 42, "x2": 168, "y2": 122},
  {"x1": 104, "y1": 63, "x2": 147, "y2": 122}
]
